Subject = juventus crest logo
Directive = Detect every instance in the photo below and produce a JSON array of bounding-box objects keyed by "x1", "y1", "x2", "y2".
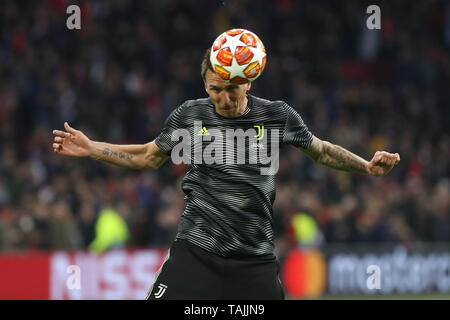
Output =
[
  {"x1": 253, "y1": 124, "x2": 264, "y2": 141},
  {"x1": 154, "y1": 283, "x2": 168, "y2": 299}
]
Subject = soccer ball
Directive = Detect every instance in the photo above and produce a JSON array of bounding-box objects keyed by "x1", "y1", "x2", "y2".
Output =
[{"x1": 210, "y1": 28, "x2": 267, "y2": 84}]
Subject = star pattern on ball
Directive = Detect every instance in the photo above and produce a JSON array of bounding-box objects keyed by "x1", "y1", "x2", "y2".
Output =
[{"x1": 210, "y1": 29, "x2": 267, "y2": 83}]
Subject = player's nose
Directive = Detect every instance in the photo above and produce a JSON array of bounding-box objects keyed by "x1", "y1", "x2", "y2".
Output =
[{"x1": 219, "y1": 91, "x2": 231, "y2": 105}]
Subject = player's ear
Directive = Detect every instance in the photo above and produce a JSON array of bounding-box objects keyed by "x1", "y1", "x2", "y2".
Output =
[{"x1": 246, "y1": 82, "x2": 251, "y2": 92}]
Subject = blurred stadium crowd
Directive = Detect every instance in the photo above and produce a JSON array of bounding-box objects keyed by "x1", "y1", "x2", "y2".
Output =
[{"x1": 0, "y1": 0, "x2": 449, "y2": 253}]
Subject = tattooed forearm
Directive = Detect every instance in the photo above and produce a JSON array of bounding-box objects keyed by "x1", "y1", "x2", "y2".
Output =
[
  {"x1": 318, "y1": 141, "x2": 368, "y2": 174},
  {"x1": 102, "y1": 148, "x2": 134, "y2": 160},
  {"x1": 91, "y1": 145, "x2": 138, "y2": 169},
  {"x1": 88, "y1": 141, "x2": 167, "y2": 170},
  {"x1": 102, "y1": 148, "x2": 133, "y2": 160}
]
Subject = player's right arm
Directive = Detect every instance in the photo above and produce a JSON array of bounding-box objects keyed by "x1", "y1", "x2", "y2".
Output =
[{"x1": 52, "y1": 122, "x2": 169, "y2": 170}]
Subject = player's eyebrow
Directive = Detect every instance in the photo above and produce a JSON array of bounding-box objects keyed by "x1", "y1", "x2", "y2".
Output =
[
  {"x1": 209, "y1": 84, "x2": 239, "y2": 91},
  {"x1": 209, "y1": 85, "x2": 225, "y2": 91}
]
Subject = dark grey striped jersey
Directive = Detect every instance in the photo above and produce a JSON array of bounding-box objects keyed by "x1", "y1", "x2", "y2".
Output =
[{"x1": 155, "y1": 94, "x2": 313, "y2": 258}]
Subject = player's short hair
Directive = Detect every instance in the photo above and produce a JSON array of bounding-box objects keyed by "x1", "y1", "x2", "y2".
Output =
[{"x1": 201, "y1": 48, "x2": 214, "y2": 81}]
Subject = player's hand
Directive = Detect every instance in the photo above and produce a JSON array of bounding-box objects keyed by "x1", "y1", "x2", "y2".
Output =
[
  {"x1": 52, "y1": 122, "x2": 92, "y2": 157},
  {"x1": 366, "y1": 151, "x2": 400, "y2": 176}
]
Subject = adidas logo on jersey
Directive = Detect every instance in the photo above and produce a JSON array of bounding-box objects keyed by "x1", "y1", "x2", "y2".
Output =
[{"x1": 197, "y1": 127, "x2": 210, "y2": 136}]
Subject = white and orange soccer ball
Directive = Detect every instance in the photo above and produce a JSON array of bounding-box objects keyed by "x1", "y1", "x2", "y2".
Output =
[{"x1": 210, "y1": 28, "x2": 267, "y2": 84}]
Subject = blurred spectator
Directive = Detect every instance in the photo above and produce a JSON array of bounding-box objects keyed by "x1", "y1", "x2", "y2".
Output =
[
  {"x1": 48, "y1": 200, "x2": 83, "y2": 250},
  {"x1": 89, "y1": 207, "x2": 129, "y2": 253},
  {"x1": 289, "y1": 212, "x2": 325, "y2": 247}
]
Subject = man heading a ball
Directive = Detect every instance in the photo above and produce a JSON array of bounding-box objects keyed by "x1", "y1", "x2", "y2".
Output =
[{"x1": 52, "y1": 29, "x2": 400, "y2": 300}]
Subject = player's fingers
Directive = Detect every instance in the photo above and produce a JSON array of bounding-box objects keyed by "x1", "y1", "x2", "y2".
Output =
[
  {"x1": 387, "y1": 157, "x2": 395, "y2": 167},
  {"x1": 380, "y1": 151, "x2": 392, "y2": 161},
  {"x1": 53, "y1": 143, "x2": 62, "y2": 152},
  {"x1": 378, "y1": 156, "x2": 388, "y2": 166},
  {"x1": 375, "y1": 153, "x2": 385, "y2": 164},
  {"x1": 390, "y1": 154, "x2": 398, "y2": 166},
  {"x1": 54, "y1": 136, "x2": 63, "y2": 143},
  {"x1": 375, "y1": 152, "x2": 399, "y2": 166},
  {"x1": 53, "y1": 129, "x2": 69, "y2": 137},
  {"x1": 373, "y1": 151, "x2": 379, "y2": 160},
  {"x1": 379, "y1": 154, "x2": 390, "y2": 166},
  {"x1": 64, "y1": 122, "x2": 77, "y2": 134},
  {"x1": 386, "y1": 155, "x2": 396, "y2": 166},
  {"x1": 387, "y1": 153, "x2": 398, "y2": 166}
]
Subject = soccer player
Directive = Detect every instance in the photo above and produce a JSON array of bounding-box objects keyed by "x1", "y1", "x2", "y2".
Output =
[{"x1": 52, "y1": 48, "x2": 400, "y2": 300}]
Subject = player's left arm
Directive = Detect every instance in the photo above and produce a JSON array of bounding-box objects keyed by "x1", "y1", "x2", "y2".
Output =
[{"x1": 299, "y1": 135, "x2": 400, "y2": 176}]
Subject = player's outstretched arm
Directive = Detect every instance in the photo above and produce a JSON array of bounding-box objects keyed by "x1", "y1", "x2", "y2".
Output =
[
  {"x1": 52, "y1": 122, "x2": 169, "y2": 170},
  {"x1": 299, "y1": 136, "x2": 400, "y2": 176}
]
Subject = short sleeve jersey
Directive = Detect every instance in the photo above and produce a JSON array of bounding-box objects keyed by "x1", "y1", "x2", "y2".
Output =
[{"x1": 155, "y1": 94, "x2": 313, "y2": 257}]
